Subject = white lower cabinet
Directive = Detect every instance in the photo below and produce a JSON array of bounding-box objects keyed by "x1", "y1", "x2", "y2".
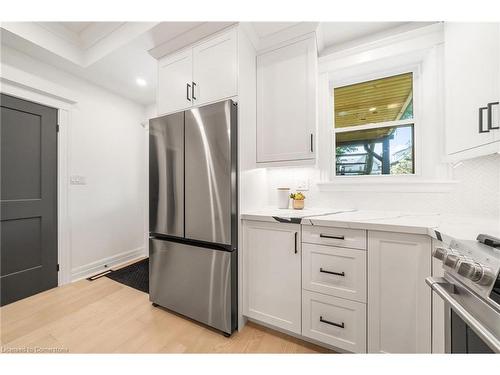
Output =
[
  {"x1": 367, "y1": 231, "x2": 432, "y2": 353},
  {"x1": 431, "y1": 239, "x2": 446, "y2": 353},
  {"x1": 242, "y1": 220, "x2": 301, "y2": 334},
  {"x1": 302, "y1": 243, "x2": 366, "y2": 303},
  {"x1": 242, "y1": 220, "x2": 434, "y2": 353},
  {"x1": 302, "y1": 290, "x2": 367, "y2": 353},
  {"x1": 302, "y1": 226, "x2": 367, "y2": 250}
]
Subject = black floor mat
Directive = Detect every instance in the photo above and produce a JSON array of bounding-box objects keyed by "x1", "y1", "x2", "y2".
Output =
[{"x1": 106, "y1": 258, "x2": 149, "y2": 293}]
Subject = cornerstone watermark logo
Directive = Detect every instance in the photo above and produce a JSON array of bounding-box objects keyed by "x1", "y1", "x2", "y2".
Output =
[{"x1": 1, "y1": 346, "x2": 69, "y2": 353}]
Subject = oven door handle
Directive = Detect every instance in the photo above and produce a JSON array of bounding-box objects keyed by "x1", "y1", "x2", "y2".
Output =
[{"x1": 425, "y1": 277, "x2": 500, "y2": 353}]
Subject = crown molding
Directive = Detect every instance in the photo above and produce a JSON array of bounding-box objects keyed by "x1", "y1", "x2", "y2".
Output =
[{"x1": 1, "y1": 22, "x2": 158, "y2": 67}]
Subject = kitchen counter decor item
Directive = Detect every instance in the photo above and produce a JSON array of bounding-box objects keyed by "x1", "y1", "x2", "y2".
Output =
[
  {"x1": 290, "y1": 192, "x2": 305, "y2": 210},
  {"x1": 277, "y1": 187, "x2": 290, "y2": 209}
]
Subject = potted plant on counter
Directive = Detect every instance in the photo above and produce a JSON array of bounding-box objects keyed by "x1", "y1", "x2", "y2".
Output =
[{"x1": 289, "y1": 192, "x2": 306, "y2": 210}]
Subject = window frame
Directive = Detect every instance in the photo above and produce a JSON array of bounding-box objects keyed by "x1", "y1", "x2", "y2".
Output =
[{"x1": 329, "y1": 64, "x2": 422, "y2": 179}]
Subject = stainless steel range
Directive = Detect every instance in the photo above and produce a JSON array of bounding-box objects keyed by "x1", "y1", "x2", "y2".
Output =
[{"x1": 426, "y1": 234, "x2": 500, "y2": 353}]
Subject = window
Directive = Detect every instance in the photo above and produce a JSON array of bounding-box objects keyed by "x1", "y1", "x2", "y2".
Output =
[{"x1": 333, "y1": 72, "x2": 415, "y2": 176}]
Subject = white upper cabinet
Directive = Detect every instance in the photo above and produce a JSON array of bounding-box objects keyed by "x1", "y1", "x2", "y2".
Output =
[
  {"x1": 157, "y1": 28, "x2": 238, "y2": 116},
  {"x1": 242, "y1": 220, "x2": 302, "y2": 334},
  {"x1": 445, "y1": 22, "x2": 500, "y2": 159},
  {"x1": 257, "y1": 36, "x2": 317, "y2": 163},
  {"x1": 367, "y1": 231, "x2": 432, "y2": 353},
  {"x1": 158, "y1": 49, "x2": 193, "y2": 115},
  {"x1": 193, "y1": 29, "x2": 238, "y2": 106}
]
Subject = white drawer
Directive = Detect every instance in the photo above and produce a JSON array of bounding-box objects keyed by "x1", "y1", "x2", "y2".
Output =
[
  {"x1": 302, "y1": 243, "x2": 366, "y2": 303},
  {"x1": 302, "y1": 226, "x2": 366, "y2": 250},
  {"x1": 302, "y1": 290, "x2": 367, "y2": 353}
]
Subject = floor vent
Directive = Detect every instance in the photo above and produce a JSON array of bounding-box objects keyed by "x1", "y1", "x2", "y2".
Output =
[{"x1": 87, "y1": 269, "x2": 112, "y2": 281}]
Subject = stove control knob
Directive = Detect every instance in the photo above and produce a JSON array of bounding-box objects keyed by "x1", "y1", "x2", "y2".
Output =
[
  {"x1": 477, "y1": 266, "x2": 496, "y2": 286},
  {"x1": 444, "y1": 253, "x2": 462, "y2": 269},
  {"x1": 432, "y1": 247, "x2": 449, "y2": 261},
  {"x1": 456, "y1": 260, "x2": 483, "y2": 282}
]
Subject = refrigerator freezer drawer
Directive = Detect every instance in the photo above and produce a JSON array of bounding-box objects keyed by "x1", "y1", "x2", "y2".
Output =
[{"x1": 149, "y1": 238, "x2": 235, "y2": 334}]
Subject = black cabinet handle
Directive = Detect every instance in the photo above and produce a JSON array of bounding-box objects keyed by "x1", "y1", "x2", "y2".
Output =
[
  {"x1": 320, "y1": 268, "x2": 345, "y2": 277},
  {"x1": 186, "y1": 83, "x2": 191, "y2": 102},
  {"x1": 488, "y1": 101, "x2": 499, "y2": 130},
  {"x1": 479, "y1": 107, "x2": 489, "y2": 133},
  {"x1": 310, "y1": 133, "x2": 314, "y2": 152},
  {"x1": 320, "y1": 316, "x2": 345, "y2": 329},
  {"x1": 319, "y1": 234, "x2": 345, "y2": 240},
  {"x1": 294, "y1": 232, "x2": 298, "y2": 254},
  {"x1": 192, "y1": 82, "x2": 197, "y2": 101}
]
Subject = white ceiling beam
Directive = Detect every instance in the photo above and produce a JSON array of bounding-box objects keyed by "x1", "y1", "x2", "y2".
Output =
[
  {"x1": 83, "y1": 22, "x2": 158, "y2": 66},
  {"x1": 79, "y1": 22, "x2": 124, "y2": 50},
  {"x1": 1, "y1": 22, "x2": 84, "y2": 65},
  {"x1": 1, "y1": 22, "x2": 159, "y2": 68}
]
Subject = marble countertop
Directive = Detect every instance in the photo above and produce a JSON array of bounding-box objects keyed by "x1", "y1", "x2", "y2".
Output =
[
  {"x1": 240, "y1": 207, "x2": 354, "y2": 223},
  {"x1": 241, "y1": 208, "x2": 500, "y2": 243}
]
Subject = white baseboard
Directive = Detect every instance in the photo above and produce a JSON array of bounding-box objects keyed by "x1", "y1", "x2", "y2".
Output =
[{"x1": 71, "y1": 247, "x2": 146, "y2": 282}]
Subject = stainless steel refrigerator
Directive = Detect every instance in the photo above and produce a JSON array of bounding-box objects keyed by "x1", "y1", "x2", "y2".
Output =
[{"x1": 149, "y1": 100, "x2": 238, "y2": 335}]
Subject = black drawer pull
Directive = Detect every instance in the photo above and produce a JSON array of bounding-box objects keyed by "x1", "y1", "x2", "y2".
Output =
[
  {"x1": 320, "y1": 316, "x2": 345, "y2": 329},
  {"x1": 186, "y1": 83, "x2": 192, "y2": 102},
  {"x1": 320, "y1": 268, "x2": 345, "y2": 277},
  {"x1": 488, "y1": 101, "x2": 499, "y2": 130},
  {"x1": 479, "y1": 106, "x2": 489, "y2": 133},
  {"x1": 319, "y1": 234, "x2": 345, "y2": 240}
]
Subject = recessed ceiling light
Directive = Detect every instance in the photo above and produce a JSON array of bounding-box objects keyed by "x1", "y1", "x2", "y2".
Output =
[
  {"x1": 136, "y1": 78, "x2": 147, "y2": 87},
  {"x1": 338, "y1": 111, "x2": 348, "y2": 116},
  {"x1": 387, "y1": 103, "x2": 400, "y2": 109},
  {"x1": 369, "y1": 107, "x2": 377, "y2": 112}
]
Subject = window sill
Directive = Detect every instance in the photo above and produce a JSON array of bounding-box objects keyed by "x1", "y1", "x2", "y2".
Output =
[{"x1": 317, "y1": 179, "x2": 458, "y2": 193}]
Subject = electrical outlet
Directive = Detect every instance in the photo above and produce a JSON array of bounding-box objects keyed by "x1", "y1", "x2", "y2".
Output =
[
  {"x1": 70, "y1": 175, "x2": 87, "y2": 185},
  {"x1": 296, "y1": 178, "x2": 309, "y2": 191}
]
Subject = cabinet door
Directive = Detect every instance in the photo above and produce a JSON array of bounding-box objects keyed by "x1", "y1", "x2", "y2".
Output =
[
  {"x1": 257, "y1": 36, "x2": 317, "y2": 163},
  {"x1": 242, "y1": 220, "x2": 301, "y2": 334},
  {"x1": 157, "y1": 49, "x2": 193, "y2": 115},
  {"x1": 367, "y1": 231, "x2": 432, "y2": 353},
  {"x1": 192, "y1": 29, "x2": 238, "y2": 106},
  {"x1": 431, "y1": 239, "x2": 446, "y2": 353},
  {"x1": 445, "y1": 22, "x2": 500, "y2": 156}
]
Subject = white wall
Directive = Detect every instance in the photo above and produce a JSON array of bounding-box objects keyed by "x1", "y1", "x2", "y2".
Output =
[
  {"x1": 1, "y1": 45, "x2": 148, "y2": 281},
  {"x1": 262, "y1": 153, "x2": 500, "y2": 218}
]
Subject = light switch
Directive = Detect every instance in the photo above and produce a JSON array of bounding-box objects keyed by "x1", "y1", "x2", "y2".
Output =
[{"x1": 70, "y1": 175, "x2": 86, "y2": 185}]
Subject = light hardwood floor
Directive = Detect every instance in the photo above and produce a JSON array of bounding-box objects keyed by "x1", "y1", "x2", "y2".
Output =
[{"x1": 0, "y1": 277, "x2": 331, "y2": 353}]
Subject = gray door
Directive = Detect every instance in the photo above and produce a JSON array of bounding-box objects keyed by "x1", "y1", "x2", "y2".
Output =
[
  {"x1": 149, "y1": 112, "x2": 184, "y2": 237},
  {"x1": 149, "y1": 238, "x2": 233, "y2": 334},
  {"x1": 1, "y1": 94, "x2": 58, "y2": 306},
  {"x1": 185, "y1": 101, "x2": 234, "y2": 245}
]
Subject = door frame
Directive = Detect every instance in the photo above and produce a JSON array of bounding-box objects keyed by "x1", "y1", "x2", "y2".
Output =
[{"x1": 1, "y1": 65, "x2": 78, "y2": 286}]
